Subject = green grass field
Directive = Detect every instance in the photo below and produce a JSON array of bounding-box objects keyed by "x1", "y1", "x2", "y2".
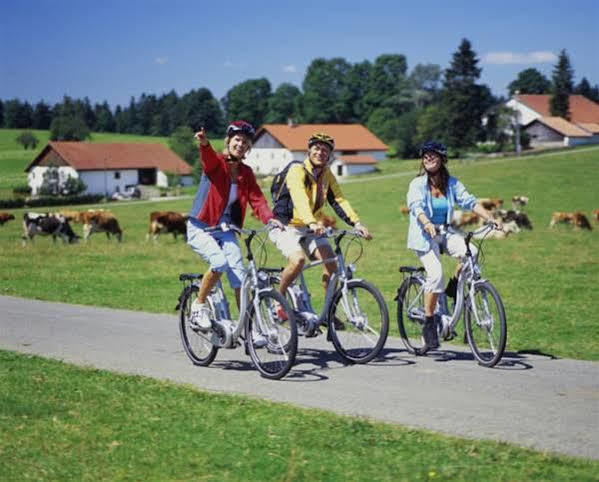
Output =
[
  {"x1": 2, "y1": 350, "x2": 596, "y2": 481},
  {"x1": 1, "y1": 137, "x2": 597, "y2": 360}
]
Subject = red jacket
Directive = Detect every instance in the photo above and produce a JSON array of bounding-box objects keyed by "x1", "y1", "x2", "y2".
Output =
[{"x1": 189, "y1": 143, "x2": 273, "y2": 227}]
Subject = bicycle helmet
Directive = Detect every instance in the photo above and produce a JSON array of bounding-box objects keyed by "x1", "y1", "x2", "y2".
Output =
[
  {"x1": 419, "y1": 141, "x2": 447, "y2": 159},
  {"x1": 226, "y1": 120, "x2": 256, "y2": 139},
  {"x1": 308, "y1": 132, "x2": 335, "y2": 152}
]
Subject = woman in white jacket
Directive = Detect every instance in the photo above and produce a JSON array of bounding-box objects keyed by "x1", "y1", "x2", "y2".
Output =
[{"x1": 406, "y1": 141, "x2": 501, "y2": 353}]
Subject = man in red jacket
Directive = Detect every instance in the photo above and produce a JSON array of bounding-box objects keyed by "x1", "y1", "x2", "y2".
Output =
[{"x1": 187, "y1": 121, "x2": 282, "y2": 332}]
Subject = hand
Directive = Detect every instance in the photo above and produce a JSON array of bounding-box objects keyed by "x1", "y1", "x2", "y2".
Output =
[
  {"x1": 355, "y1": 223, "x2": 372, "y2": 240},
  {"x1": 194, "y1": 127, "x2": 208, "y2": 146},
  {"x1": 268, "y1": 218, "x2": 284, "y2": 230},
  {"x1": 423, "y1": 222, "x2": 437, "y2": 238},
  {"x1": 309, "y1": 222, "x2": 325, "y2": 236}
]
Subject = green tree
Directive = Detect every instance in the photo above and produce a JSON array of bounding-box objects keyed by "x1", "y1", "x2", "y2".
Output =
[
  {"x1": 302, "y1": 58, "x2": 355, "y2": 123},
  {"x1": 32, "y1": 101, "x2": 53, "y2": 129},
  {"x1": 363, "y1": 54, "x2": 412, "y2": 117},
  {"x1": 168, "y1": 126, "x2": 197, "y2": 165},
  {"x1": 409, "y1": 63, "x2": 442, "y2": 107},
  {"x1": 265, "y1": 83, "x2": 303, "y2": 123},
  {"x1": 222, "y1": 78, "x2": 272, "y2": 127},
  {"x1": 415, "y1": 103, "x2": 450, "y2": 148},
  {"x1": 441, "y1": 38, "x2": 492, "y2": 151},
  {"x1": 95, "y1": 101, "x2": 116, "y2": 132},
  {"x1": 181, "y1": 88, "x2": 225, "y2": 135},
  {"x1": 16, "y1": 131, "x2": 39, "y2": 149},
  {"x1": 574, "y1": 77, "x2": 594, "y2": 100},
  {"x1": 62, "y1": 175, "x2": 87, "y2": 196},
  {"x1": 39, "y1": 165, "x2": 61, "y2": 196},
  {"x1": 3, "y1": 99, "x2": 33, "y2": 128},
  {"x1": 49, "y1": 116, "x2": 91, "y2": 141},
  {"x1": 508, "y1": 68, "x2": 551, "y2": 95},
  {"x1": 550, "y1": 49, "x2": 574, "y2": 119}
]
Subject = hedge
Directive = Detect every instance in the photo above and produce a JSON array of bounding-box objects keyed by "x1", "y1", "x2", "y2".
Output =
[{"x1": 0, "y1": 194, "x2": 105, "y2": 209}]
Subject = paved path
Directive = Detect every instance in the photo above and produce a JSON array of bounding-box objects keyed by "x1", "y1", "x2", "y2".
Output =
[{"x1": 1, "y1": 295, "x2": 597, "y2": 460}]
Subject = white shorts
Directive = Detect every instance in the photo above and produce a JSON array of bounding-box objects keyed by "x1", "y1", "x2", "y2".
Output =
[{"x1": 268, "y1": 226, "x2": 331, "y2": 259}]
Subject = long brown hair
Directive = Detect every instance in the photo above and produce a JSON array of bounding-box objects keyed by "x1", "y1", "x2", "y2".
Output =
[{"x1": 419, "y1": 161, "x2": 450, "y2": 195}]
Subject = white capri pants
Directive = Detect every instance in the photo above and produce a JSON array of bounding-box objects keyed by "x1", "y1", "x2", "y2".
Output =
[{"x1": 415, "y1": 230, "x2": 478, "y2": 293}]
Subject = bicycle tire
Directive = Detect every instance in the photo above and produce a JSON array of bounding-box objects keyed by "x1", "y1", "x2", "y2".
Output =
[
  {"x1": 246, "y1": 289, "x2": 298, "y2": 380},
  {"x1": 178, "y1": 286, "x2": 218, "y2": 366},
  {"x1": 396, "y1": 276, "x2": 427, "y2": 355},
  {"x1": 464, "y1": 281, "x2": 507, "y2": 367},
  {"x1": 328, "y1": 279, "x2": 389, "y2": 364}
]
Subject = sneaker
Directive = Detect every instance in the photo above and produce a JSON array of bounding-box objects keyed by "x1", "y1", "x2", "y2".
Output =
[
  {"x1": 252, "y1": 332, "x2": 269, "y2": 348},
  {"x1": 190, "y1": 299, "x2": 212, "y2": 332}
]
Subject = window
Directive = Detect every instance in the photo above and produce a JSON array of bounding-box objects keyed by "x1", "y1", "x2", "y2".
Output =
[
  {"x1": 337, "y1": 165, "x2": 343, "y2": 176},
  {"x1": 114, "y1": 171, "x2": 121, "y2": 179}
]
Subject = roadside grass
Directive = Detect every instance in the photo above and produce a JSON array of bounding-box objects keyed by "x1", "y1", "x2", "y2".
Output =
[
  {"x1": 0, "y1": 147, "x2": 598, "y2": 360},
  {"x1": 1, "y1": 350, "x2": 596, "y2": 481}
]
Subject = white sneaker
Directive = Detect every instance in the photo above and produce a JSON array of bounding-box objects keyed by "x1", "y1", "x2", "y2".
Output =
[
  {"x1": 190, "y1": 299, "x2": 212, "y2": 331},
  {"x1": 252, "y1": 332, "x2": 269, "y2": 348}
]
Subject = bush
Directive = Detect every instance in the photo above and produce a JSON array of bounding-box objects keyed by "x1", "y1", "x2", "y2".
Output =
[
  {"x1": 16, "y1": 131, "x2": 39, "y2": 149},
  {"x1": 0, "y1": 198, "x2": 26, "y2": 209},
  {"x1": 12, "y1": 184, "x2": 32, "y2": 196},
  {"x1": 24, "y1": 194, "x2": 104, "y2": 208}
]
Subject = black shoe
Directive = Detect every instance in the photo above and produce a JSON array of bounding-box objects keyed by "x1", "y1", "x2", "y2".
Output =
[{"x1": 420, "y1": 316, "x2": 440, "y2": 354}]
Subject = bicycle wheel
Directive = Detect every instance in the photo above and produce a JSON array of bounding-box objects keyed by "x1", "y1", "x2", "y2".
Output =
[
  {"x1": 179, "y1": 287, "x2": 218, "y2": 366},
  {"x1": 464, "y1": 281, "x2": 507, "y2": 367},
  {"x1": 397, "y1": 276, "x2": 426, "y2": 354},
  {"x1": 328, "y1": 279, "x2": 389, "y2": 364},
  {"x1": 246, "y1": 289, "x2": 298, "y2": 379}
]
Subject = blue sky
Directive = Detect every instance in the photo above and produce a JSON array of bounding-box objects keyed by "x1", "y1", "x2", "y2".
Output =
[{"x1": 1, "y1": 0, "x2": 597, "y2": 109}]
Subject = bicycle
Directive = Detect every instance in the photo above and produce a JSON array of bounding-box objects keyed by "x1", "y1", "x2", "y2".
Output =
[
  {"x1": 395, "y1": 222, "x2": 507, "y2": 367},
  {"x1": 269, "y1": 227, "x2": 389, "y2": 364},
  {"x1": 175, "y1": 223, "x2": 298, "y2": 380}
]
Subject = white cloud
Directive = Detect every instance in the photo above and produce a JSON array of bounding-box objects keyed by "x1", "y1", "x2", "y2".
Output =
[
  {"x1": 283, "y1": 64, "x2": 297, "y2": 73},
  {"x1": 154, "y1": 57, "x2": 168, "y2": 65},
  {"x1": 482, "y1": 51, "x2": 557, "y2": 65}
]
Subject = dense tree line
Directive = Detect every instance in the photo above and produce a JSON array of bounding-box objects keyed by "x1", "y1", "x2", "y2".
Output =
[{"x1": 1, "y1": 40, "x2": 597, "y2": 157}]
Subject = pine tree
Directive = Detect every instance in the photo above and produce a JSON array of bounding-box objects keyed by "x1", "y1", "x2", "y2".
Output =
[{"x1": 549, "y1": 49, "x2": 574, "y2": 119}]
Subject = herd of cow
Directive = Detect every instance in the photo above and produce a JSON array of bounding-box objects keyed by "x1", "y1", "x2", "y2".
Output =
[
  {"x1": 0, "y1": 197, "x2": 597, "y2": 246},
  {"x1": 0, "y1": 209, "x2": 188, "y2": 245},
  {"x1": 400, "y1": 195, "x2": 597, "y2": 238}
]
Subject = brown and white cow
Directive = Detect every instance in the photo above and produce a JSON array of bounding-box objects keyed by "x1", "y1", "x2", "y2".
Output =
[
  {"x1": 550, "y1": 211, "x2": 592, "y2": 231},
  {"x1": 477, "y1": 198, "x2": 504, "y2": 211},
  {"x1": 146, "y1": 211, "x2": 187, "y2": 242},
  {"x1": 22, "y1": 212, "x2": 80, "y2": 245},
  {"x1": 451, "y1": 210, "x2": 480, "y2": 228},
  {"x1": 497, "y1": 209, "x2": 533, "y2": 230},
  {"x1": 0, "y1": 212, "x2": 15, "y2": 225},
  {"x1": 473, "y1": 220, "x2": 520, "y2": 240},
  {"x1": 593, "y1": 209, "x2": 599, "y2": 224},
  {"x1": 511, "y1": 195, "x2": 529, "y2": 210},
  {"x1": 78, "y1": 210, "x2": 123, "y2": 241}
]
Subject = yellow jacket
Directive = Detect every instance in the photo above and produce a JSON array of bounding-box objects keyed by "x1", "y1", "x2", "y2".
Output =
[{"x1": 285, "y1": 158, "x2": 360, "y2": 227}]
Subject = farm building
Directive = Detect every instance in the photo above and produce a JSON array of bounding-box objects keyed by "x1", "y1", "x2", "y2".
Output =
[
  {"x1": 25, "y1": 142, "x2": 193, "y2": 196},
  {"x1": 244, "y1": 123, "x2": 388, "y2": 177},
  {"x1": 506, "y1": 94, "x2": 599, "y2": 147}
]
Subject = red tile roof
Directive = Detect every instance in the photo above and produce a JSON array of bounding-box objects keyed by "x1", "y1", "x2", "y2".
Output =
[
  {"x1": 535, "y1": 117, "x2": 592, "y2": 137},
  {"x1": 515, "y1": 95, "x2": 599, "y2": 123},
  {"x1": 256, "y1": 124, "x2": 388, "y2": 151},
  {"x1": 337, "y1": 154, "x2": 378, "y2": 165},
  {"x1": 577, "y1": 122, "x2": 599, "y2": 134},
  {"x1": 26, "y1": 142, "x2": 193, "y2": 174}
]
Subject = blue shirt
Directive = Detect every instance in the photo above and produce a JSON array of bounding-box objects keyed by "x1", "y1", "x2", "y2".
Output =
[
  {"x1": 406, "y1": 174, "x2": 478, "y2": 252},
  {"x1": 430, "y1": 195, "x2": 449, "y2": 225}
]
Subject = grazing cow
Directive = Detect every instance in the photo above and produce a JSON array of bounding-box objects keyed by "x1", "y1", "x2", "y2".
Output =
[
  {"x1": 58, "y1": 210, "x2": 82, "y2": 222},
  {"x1": 451, "y1": 210, "x2": 480, "y2": 228},
  {"x1": 593, "y1": 209, "x2": 599, "y2": 223},
  {"x1": 497, "y1": 209, "x2": 533, "y2": 230},
  {"x1": 78, "y1": 210, "x2": 123, "y2": 241},
  {"x1": 399, "y1": 205, "x2": 409, "y2": 215},
  {"x1": 512, "y1": 195, "x2": 529, "y2": 210},
  {"x1": 477, "y1": 198, "x2": 504, "y2": 211},
  {"x1": 0, "y1": 212, "x2": 15, "y2": 225},
  {"x1": 549, "y1": 211, "x2": 592, "y2": 231},
  {"x1": 146, "y1": 211, "x2": 187, "y2": 242},
  {"x1": 22, "y1": 212, "x2": 79, "y2": 245}
]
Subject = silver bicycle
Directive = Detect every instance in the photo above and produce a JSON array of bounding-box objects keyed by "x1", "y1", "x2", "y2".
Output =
[
  {"x1": 176, "y1": 224, "x2": 298, "y2": 380},
  {"x1": 395, "y1": 223, "x2": 507, "y2": 367},
  {"x1": 270, "y1": 228, "x2": 389, "y2": 364}
]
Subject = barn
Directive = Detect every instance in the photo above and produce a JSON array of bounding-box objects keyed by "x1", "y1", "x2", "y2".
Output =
[
  {"x1": 25, "y1": 142, "x2": 193, "y2": 196},
  {"x1": 244, "y1": 123, "x2": 388, "y2": 177}
]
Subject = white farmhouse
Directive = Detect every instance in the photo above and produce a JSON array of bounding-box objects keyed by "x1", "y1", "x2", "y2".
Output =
[
  {"x1": 25, "y1": 142, "x2": 193, "y2": 196},
  {"x1": 244, "y1": 123, "x2": 388, "y2": 177},
  {"x1": 506, "y1": 94, "x2": 599, "y2": 147}
]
